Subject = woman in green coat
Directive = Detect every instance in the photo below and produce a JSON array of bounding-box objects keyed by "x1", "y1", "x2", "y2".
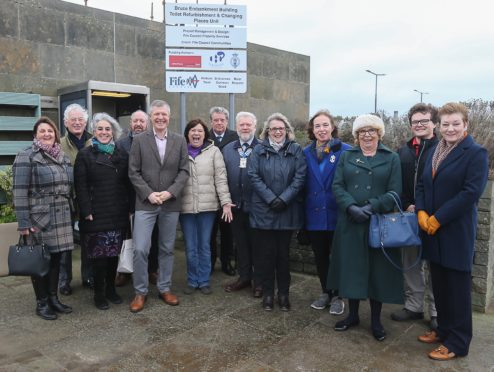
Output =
[{"x1": 327, "y1": 114, "x2": 403, "y2": 341}]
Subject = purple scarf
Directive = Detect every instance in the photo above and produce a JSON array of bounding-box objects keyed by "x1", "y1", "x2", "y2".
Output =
[
  {"x1": 33, "y1": 138, "x2": 62, "y2": 160},
  {"x1": 187, "y1": 144, "x2": 202, "y2": 159}
]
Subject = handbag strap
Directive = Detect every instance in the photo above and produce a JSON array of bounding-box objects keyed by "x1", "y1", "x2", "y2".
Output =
[
  {"x1": 380, "y1": 242, "x2": 423, "y2": 272},
  {"x1": 386, "y1": 191, "x2": 403, "y2": 213}
]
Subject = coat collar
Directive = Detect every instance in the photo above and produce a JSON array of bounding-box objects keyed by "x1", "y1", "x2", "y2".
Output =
[
  {"x1": 348, "y1": 142, "x2": 393, "y2": 170},
  {"x1": 434, "y1": 135, "x2": 474, "y2": 176},
  {"x1": 258, "y1": 138, "x2": 296, "y2": 156}
]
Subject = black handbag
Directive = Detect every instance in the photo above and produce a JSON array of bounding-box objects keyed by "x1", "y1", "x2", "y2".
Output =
[
  {"x1": 8, "y1": 235, "x2": 51, "y2": 277},
  {"x1": 368, "y1": 191, "x2": 422, "y2": 271}
]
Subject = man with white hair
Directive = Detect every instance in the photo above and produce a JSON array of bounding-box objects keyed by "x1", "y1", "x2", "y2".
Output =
[{"x1": 222, "y1": 112, "x2": 262, "y2": 297}]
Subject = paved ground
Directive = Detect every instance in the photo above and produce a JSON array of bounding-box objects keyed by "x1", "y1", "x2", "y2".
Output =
[{"x1": 1, "y1": 245, "x2": 493, "y2": 372}]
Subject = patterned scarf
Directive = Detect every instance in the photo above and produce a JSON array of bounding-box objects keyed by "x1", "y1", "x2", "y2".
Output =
[
  {"x1": 269, "y1": 138, "x2": 285, "y2": 152},
  {"x1": 33, "y1": 138, "x2": 62, "y2": 159},
  {"x1": 92, "y1": 138, "x2": 115, "y2": 155},
  {"x1": 431, "y1": 135, "x2": 465, "y2": 177},
  {"x1": 315, "y1": 140, "x2": 331, "y2": 162}
]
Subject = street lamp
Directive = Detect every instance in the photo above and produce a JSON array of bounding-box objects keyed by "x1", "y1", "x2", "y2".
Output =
[
  {"x1": 365, "y1": 69, "x2": 386, "y2": 114},
  {"x1": 413, "y1": 89, "x2": 429, "y2": 103}
]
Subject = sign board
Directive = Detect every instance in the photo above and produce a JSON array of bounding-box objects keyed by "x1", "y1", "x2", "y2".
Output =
[
  {"x1": 165, "y1": 3, "x2": 246, "y2": 26},
  {"x1": 166, "y1": 71, "x2": 247, "y2": 93},
  {"x1": 165, "y1": 25, "x2": 247, "y2": 48},
  {"x1": 166, "y1": 49, "x2": 246, "y2": 71}
]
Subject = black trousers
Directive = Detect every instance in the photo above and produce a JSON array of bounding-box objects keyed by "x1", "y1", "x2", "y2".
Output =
[
  {"x1": 231, "y1": 210, "x2": 259, "y2": 286},
  {"x1": 430, "y1": 262, "x2": 472, "y2": 356},
  {"x1": 210, "y1": 211, "x2": 234, "y2": 266},
  {"x1": 308, "y1": 230, "x2": 337, "y2": 296},
  {"x1": 253, "y1": 229, "x2": 292, "y2": 297}
]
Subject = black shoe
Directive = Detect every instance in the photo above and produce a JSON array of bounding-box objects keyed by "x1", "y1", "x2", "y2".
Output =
[
  {"x1": 334, "y1": 317, "x2": 360, "y2": 331},
  {"x1": 59, "y1": 284, "x2": 72, "y2": 296},
  {"x1": 390, "y1": 308, "x2": 423, "y2": 321},
  {"x1": 94, "y1": 294, "x2": 109, "y2": 310},
  {"x1": 372, "y1": 327, "x2": 386, "y2": 341},
  {"x1": 48, "y1": 295, "x2": 73, "y2": 314},
  {"x1": 83, "y1": 278, "x2": 95, "y2": 290},
  {"x1": 105, "y1": 290, "x2": 123, "y2": 304},
  {"x1": 278, "y1": 295, "x2": 291, "y2": 312},
  {"x1": 262, "y1": 296, "x2": 274, "y2": 311},
  {"x1": 221, "y1": 262, "x2": 236, "y2": 276},
  {"x1": 36, "y1": 299, "x2": 57, "y2": 320}
]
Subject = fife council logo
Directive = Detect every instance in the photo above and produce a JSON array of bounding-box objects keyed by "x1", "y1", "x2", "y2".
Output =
[
  {"x1": 230, "y1": 53, "x2": 240, "y2": 68},
  {"x1": 169, "y1": 75, "x2": 200, "y2": 89}
]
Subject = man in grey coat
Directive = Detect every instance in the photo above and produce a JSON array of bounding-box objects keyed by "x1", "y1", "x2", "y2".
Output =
[{"x1": 128, "y1": 100, "x2": 189, "y2": 313}]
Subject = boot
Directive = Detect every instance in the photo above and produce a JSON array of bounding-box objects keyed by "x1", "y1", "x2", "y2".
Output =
[
  {"x1": 105, "y1": 257, "x2": 122, "y2": 304},
  {"x1": 48, "y1": 255, "x2": 72, "y2": 314},
  {"x1": 31, "y1": 277, "x2": 57, "y2": 320},
  {"x1": 93, "y1": 258, "x2": 109, "y2": 310}
]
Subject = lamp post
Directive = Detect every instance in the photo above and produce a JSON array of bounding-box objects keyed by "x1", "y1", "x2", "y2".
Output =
[
  {"x1": 365, "y1": 69, "x2": 386, "y2": 114},
  {"x1": 413, "y1": 89, "x2": 429, "y2": 103}
]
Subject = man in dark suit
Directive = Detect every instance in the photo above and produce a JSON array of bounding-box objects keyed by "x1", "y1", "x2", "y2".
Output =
[
  {"x1": 208, "y1": 107, "x2": 238, "y2": 275},
  {"x1": 128, "y1": 100, "x2": 189, "y2": 313}
]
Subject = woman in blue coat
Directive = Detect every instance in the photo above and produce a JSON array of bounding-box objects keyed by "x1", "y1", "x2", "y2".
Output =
[
  {"x1": 415, "y1": 102, "x2": 488, "y2": 360},
  {"x1": 248, "y1": 113, "x2": 306, "y2": 312},
  {"x1": 303, "y1": 110, "x2": 350, "y2": 313}
]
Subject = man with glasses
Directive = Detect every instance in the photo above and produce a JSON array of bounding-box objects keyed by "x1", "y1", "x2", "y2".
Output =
[
  {"x1": 391, "y1": 103, "x2": 438, "y2": 330},
  {"x1": 59, "y1": 104, "x2": 93, "y2": 295}
]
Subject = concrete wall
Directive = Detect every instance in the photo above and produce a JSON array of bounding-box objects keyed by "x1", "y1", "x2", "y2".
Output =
[{"x1": 0, "y1": 0, "x2": 310, "y2": 131}]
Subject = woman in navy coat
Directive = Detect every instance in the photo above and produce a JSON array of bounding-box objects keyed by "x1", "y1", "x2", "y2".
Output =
[
  {"x1": 303, "y1": 110, "x2": 350, "y2": 313},
  {"x1": 415, "y1": 102, "x2": 488, "y2": 360}
]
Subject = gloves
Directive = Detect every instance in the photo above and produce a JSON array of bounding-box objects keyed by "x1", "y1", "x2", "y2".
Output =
[
  {"x1": 270, "y1": 197, "x2": 287, "y2": 212},
  {"x1": 361, "y1": 203, "x2": 373, "y2": 216},
  {"x1": 427, "y1": 215, "x2": 441, "y2": 235},
  {"x1": 417, "y1": 210, "x2": 430, "y2": 232},
  {"x1": 347, "y1": 205, "x2": 370, "y2": 223}
]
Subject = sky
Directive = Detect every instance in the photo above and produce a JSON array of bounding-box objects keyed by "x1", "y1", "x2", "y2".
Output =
[{"x1": 64, "y1": 0, "x2": 494, "y2": 117}]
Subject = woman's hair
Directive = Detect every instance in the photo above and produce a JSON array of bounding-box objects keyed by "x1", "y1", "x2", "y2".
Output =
[
  {"x1": 438, "y1": 102, "x2": 469, "y2": 124},
  {"x1": 90, "y1": 112, "x2": 122, "y2": 140},
  {"x1": 184, "y1": 118, "x2": 210, "y2": 143},
  {"x1": 307, "y1": 109, "x2": 338, "y2": 141},
  {"x1": 33, "y1": 116, "x2": 61, "y2": 144},
  {"x1": 259, "y1": 112, "x2": 295, "y2": 141}
]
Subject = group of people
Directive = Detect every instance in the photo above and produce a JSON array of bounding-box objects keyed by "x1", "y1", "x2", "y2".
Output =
[{"x1": 12, "y1": 100, "x2": 488, "y2": 362}]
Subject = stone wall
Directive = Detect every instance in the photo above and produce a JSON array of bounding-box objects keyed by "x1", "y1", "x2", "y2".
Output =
[{"x1": 0, "y1": 0, "x2": 309, "y2": 131}]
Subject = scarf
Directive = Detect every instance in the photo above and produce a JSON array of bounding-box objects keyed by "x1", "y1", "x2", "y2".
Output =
[
  {"x1": 187, "y1": 144, "x2": 202, "y2": 159},
  {"x1": 92, "y1": 138, "x2": 115, "y2": 155},
  {"x1": 431, "y1": 135, "x2": 465, "y2": 177},
  {"x1": 68, "y1": 131, "x2": 87, "y2": 150},
  {"x1": 269, "y1": 138, "x2": 285, "y2": 152},
  {"x1": 33, "y1": 138, "x2": 62, "y2": 160},
  {"x1": 315, "y1": 140, "x2": 331, "y2": 162}
]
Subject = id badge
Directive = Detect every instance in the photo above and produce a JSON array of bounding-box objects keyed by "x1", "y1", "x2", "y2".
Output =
[{"x1": 239, "y1": 158, "x2": 247, "y2": 168}]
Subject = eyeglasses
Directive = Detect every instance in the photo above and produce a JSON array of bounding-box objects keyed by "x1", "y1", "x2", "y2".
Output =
[
  {"x1": 411, "y1": 119, "x2": 431, "y2": 126},
  {"x1": 358, "y1": 128, "x2": 377, "y2": 136},
  {"x1": 269, "y1": 127, "x2": 286, "y2": 133}
]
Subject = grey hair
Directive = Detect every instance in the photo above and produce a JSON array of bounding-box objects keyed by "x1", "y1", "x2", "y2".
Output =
[
  {"x1": 131, "y1": 109, "x2": 149, "y2": 124},
  {"x1": 64, "y1": 103, "x2": 88, "y2": 122},
  {"x1": 259, "y1": 112, "x2": 295, "y2": 141},
  {"x1": 209, "y1": 106, "x2": 229, "y2": 121},
  {"x1": 150, "y1": 100, "x2": 171, "y2": 115},
  {"x1": 235, "y1": 111, "x2": 257, "y2": 126},
  {"x1": 90, "y1": 112, "x2": 122, "y2": 140}
]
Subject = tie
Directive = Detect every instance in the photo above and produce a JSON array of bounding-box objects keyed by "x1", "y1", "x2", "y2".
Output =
[
  {"x1": 216, "y1": 136, "x2": 223, "y2": 144},
  {"x1": 242, "y1": 143, "x2": 248, "y2": 152}
]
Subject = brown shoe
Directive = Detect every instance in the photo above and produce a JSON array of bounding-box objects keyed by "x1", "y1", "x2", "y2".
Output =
[
  {"x1": 115, "y1": 273, "x2": 131, "y2": 287},
  {"x1": 130, "y1": 294, "x2": 147, "y2": 313},
  {"x1": 159, "y1": 291, "x2": 179, "y2": 306},
  {"x1": 428, "y1": 345, "x2": 456, "y2": 361},
  {"x1": 224, "y1": 279, "x2": 250, "y2": 292},
  {"x1": 418, "y1": 330, "x2": 441, "y2": 344},
  {"x1": 148, "y1": 272, "x2": 158, "y2": 285},
  {"x1": 253, "y1": 287, "x2": 263, "y2": 298}
]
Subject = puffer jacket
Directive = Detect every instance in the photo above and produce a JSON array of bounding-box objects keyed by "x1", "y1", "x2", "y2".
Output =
[{"x1": 181, "y1": 140, "x2": 232, "y2": 214}]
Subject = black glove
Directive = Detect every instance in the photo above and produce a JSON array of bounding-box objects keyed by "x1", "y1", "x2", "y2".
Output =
[
  {"x1": 270, "y1": 197, "x2": 287, "y2": 212},
  {"x1": 347, "y1": 205, "x2": 370, "y2": 223},
  {"x1": 361, "y1": 203, "x2": 373, "y2": 216}
]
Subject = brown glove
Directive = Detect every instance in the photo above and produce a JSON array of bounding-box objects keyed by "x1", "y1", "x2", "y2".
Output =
[
  {"x1": 417, "y1": 210, "x2": 430, "y2": 232},
  {"x1": 427, "y1": 215, "x2": 441, "y2": 235}
]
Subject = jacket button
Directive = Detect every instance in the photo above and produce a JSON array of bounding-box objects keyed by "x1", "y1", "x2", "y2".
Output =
[
  {"x1": 366, "y1": 186, "x2": 371, "y2": 190},
  {"x1": 368, "y1": 171, "x2": 372, "y2": 175},
  {"x1": 354, "y1": 185, "x2": 359, "y2": 189},
  {"x1": 356, "y1": 170, "x2": 360, "y2": 174}
]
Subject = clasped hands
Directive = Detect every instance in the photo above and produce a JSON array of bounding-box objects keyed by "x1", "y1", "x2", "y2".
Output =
[
  {"x1": 417, "y1": 210, "x2": 440, "y2": 235},
  {"x1": 347, "y1": 204, "x2": 373, "y2": 223},
  {"x1": 148, "y1": 191, "x2": 172, "y2": 205}
]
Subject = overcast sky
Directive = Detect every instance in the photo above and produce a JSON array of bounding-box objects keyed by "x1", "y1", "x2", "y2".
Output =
[{"x1": 65, "y1": 0, "x2": 494, "y2": 117}]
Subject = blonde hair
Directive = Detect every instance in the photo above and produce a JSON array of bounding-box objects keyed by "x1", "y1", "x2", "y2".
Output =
[{"x1": 259, "y1": 112, "x2": 295, "y2": 141}]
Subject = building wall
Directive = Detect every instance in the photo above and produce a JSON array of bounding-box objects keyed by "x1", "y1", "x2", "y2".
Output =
[{"x1": 0, "y1": 0, "x2": 309, "y2": 131}]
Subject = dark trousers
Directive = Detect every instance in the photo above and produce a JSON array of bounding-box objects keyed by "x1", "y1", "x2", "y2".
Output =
[
  {"x1": 231, "y1": 210, "x2": 259, "y2": 286},
  {"x1": 254, "y1": 229, "x2": 292, "y2": 297},
  {"x1": 430, "y1": 262, "x2": 472, "y2": 356},
  {"x1": 308, "y1": 230, "x2": 337, "y2": 297},
  {"x1": 32, "y1": 252, "x2": 62, "y2": 299},
  {"x1": 210, "y1": 211, "x2": 234, "y2": 266},
  {"x1": 59, "y1": 233, "x2": 94, "y2": 287},
  {"x1": 92, "y1": 256, "x2": 119, "y2": 295}
]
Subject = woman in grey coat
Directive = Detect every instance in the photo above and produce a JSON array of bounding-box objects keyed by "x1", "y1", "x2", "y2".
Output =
[
  {"x1": 248, "y1": 113, "x2": 306, "y2": 311},
  {"x1": 13, "y1": 117, "x2": 75, "y2": 320}
]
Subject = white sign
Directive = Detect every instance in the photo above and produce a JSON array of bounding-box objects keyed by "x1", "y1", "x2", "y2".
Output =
[
  {"x1": 166, "y1": 49, "x2": 247, "y2": 71},
  {"x1": 166, "y1": 25, "x2": 247, "y2": 48},
  {"x1": 166, "y1": 71, "x2": 247, "y2": 93},
  {"x1": 165, "y1": 3, "x2": 246, "y2": 26}
]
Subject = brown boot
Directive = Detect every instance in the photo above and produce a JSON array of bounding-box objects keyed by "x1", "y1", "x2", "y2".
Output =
[{"x1": 130, "y1": 294, "x2": 147, "y2": 313}]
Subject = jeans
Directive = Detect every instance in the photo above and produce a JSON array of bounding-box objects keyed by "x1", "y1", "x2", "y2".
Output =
[{"x1": 180, "y1": 211, "x2": 216, "y2": 288}]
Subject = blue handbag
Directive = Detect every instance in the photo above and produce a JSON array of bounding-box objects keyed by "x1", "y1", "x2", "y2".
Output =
[{"x1": 368, "y1": 191, "x2": 422, "y2": 271}]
